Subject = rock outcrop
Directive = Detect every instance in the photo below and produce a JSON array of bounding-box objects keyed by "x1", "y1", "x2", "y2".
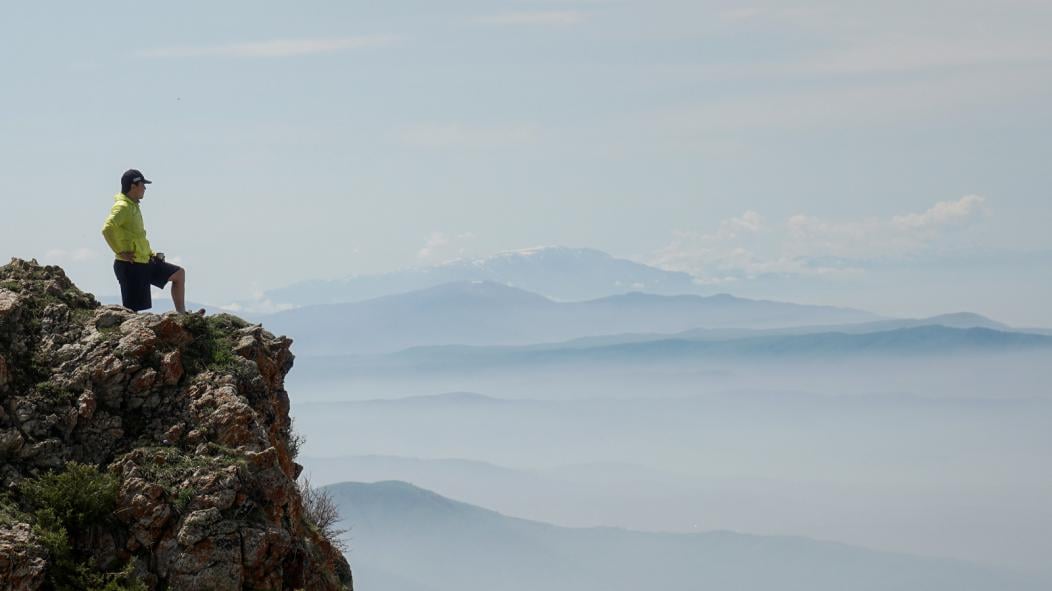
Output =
[{"x1": 0, "y1": 259, "x2": 352, "y2": 590}]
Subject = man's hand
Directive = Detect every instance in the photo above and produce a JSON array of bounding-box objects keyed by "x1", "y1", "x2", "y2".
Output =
[{"x1": 118, "y1": 251, "x2": 135, "y2": 262}]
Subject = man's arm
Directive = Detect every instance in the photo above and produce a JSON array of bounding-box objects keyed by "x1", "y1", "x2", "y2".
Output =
[{"x1": 101, "y1": 205, "x2": 134, "y2": 261}]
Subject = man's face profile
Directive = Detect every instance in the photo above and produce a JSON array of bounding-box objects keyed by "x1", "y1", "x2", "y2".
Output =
[{"x1": 128, "y1": 182, "x2": 146, "y2": 200}]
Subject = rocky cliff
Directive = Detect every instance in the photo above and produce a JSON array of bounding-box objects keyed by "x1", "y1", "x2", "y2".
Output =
[{"x1": 0, "y1": 259, "x2": 352, "y2": 590}]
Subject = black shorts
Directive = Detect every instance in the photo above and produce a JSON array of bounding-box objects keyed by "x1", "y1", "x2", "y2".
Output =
[{"x1": 113, "y1": 258, "x2": 182, "y2": 312}]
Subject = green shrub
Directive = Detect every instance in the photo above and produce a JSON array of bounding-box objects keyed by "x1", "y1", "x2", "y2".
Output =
[
  {"x1": 19, "y1": 461, "x2": 118, "y2": 532},
  {"x1": 114, "y1": 447, "x2": 244, "y2": 515},
  {"x1": 71, "y1": 308, "x2": 95, "y2": 324},
  {"x1": 180, "y1": 313, "x2": 249, "y2": 372},
  {"x1": 35, "y1": 381, "x2": 75, "y2": 400},
  {"x1": 173, "y1": 487, "x2": 196, "y2": 512},
  {"x1": 75, "y1": 562, "x2": 148, "y2": 591},
  {"x1": 0, "y1": 493, "x2": 28, "y2": 527},
  {"x1": 18, "y1": 462, "x2": 145, "y2": 591}
]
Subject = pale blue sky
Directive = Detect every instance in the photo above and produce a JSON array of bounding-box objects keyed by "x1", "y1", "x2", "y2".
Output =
[{"x1": 2, "y1": 1, "x2": 1051, "y2": 324}]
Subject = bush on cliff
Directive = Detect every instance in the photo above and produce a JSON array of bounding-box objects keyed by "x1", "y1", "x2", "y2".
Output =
[{"x1": 18, "y1": 462, "x2": 144, "y2": 591}]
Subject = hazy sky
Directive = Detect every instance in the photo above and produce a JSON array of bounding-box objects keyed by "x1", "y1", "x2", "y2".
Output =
[{"x1": 2, "y1": 1, "x2": 1050, "y2": 323}]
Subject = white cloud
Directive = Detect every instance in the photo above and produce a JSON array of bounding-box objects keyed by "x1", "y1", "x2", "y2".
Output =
[
  {"x1": 72, "y1": 248, "x2": 97, "y2": 262},
  {"x1": 472, "y1": 11, "x2": 586, "y2": 26},
  {"x1": 642, "y1": 1, "x2": 1052, "y2": 139},
  {"x1": 715, "y1": 1, "x2": 1052, "y2": 78},
  {"x1": 418, "y1": 231, "x2": 476, "y2": 262},
  {"x1": 651, "y1": 196, "x2": 988, "y2": 282},
  {"x1": 792, "y1": 38, "x2": 1052, "y2": 76},
  {"x1": 223, "y1": 282, "x2": 299, "y2": 315},
  {"x1": 418, "y1": 232, "x2": 449, "y2": 260},
  {"x1": 138, "y1": 36, "x2": 400, "y2": 59},
  {"x1": 655, "y1": 68, "x2": 1045, "y2": 138},
  {"x1": 43, "y1": 248, "x2": 99, "y2": 263},
  {"x1": 221, "y1": 298, "x2": 297, "y2": 314},
  {"x1": 392, "y1": 123, "x2": 540, "y2": 149},
  {"x1": 892, "y1": 195, "x2": 986, "y2": 230},
  {"x1": 715, "y1": 210, "x2": 764, "y2": 238}
]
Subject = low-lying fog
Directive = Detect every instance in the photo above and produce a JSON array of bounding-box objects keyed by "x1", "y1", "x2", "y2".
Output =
[
  {"x1": 289, "y1": 350, "x2": 1052, "y2": 579},
  {"x1": 289, "y1": 350, "x2": 1051, "y2": 402}
]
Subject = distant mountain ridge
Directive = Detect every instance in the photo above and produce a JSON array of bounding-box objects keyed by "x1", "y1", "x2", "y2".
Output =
[
  {"x1": 528, "y1": 311, "x2": 1022, "y2": 349},
  {"x1": 263, "y1": 246, "x2": 702, "y2": 306},
  {"x1": 309, "y1": 326, "x2": 1052, "y2": 375},
  {"x1": 259, "y1": 280, "x2": 879, "y2": 355},
  {"x1": 327, "y1": 480, "x2": 1047, "y2": 591}
]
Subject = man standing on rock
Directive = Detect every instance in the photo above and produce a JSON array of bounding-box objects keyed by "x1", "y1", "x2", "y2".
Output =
[{"x1": 101, "y1": 169, "x2": 198, "y2": 314}]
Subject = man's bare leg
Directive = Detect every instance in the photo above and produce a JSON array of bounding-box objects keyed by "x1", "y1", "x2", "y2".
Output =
[{"x1": 169, "y1": 268, "x2": 186, "y2": 313}]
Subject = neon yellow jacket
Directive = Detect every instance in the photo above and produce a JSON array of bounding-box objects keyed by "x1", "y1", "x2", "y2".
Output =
[{"x1": 101, "y1": 193, "x2": 154, "y2": 263}]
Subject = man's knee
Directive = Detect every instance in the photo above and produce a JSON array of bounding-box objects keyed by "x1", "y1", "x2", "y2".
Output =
[{"x1": 170, "y1": 268, "x2": 185, "y2": 283}]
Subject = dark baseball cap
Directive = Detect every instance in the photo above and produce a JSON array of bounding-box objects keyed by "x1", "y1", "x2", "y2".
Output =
[{"x1": 121, "y1": 169, "x2": 153, "y2": 186}]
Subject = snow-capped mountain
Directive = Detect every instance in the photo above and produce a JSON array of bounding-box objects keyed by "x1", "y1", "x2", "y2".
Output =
[
  {"x1": 257, "y1": 281, "x2": 880, "y2": 355},
  {"x1": 262, "y1": 246, "x2": 702, "y2": 307}
]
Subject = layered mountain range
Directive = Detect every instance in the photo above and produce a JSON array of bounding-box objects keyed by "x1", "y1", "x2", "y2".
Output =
[
  {"x1": 258, "y1": 281, "x2": 881, "y2": 355},
  {"x1": 326, "y1": 480, "x2": 1047, "y2": 591},
  {"x1": 261, "y1": 246, "x2": 702, "y2": 306}
]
